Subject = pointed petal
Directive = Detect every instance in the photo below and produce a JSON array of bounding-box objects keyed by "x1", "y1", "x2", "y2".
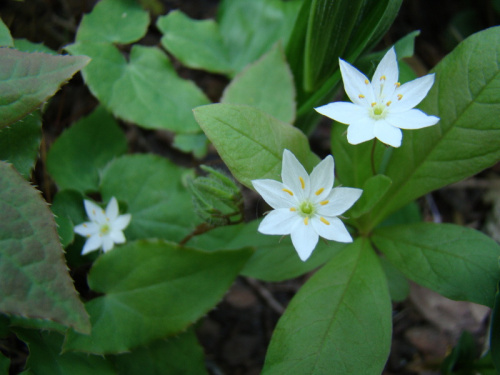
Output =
[
  {"x1": 339, "y1": 59, "x2": 374, "y2": 106},
  {"x1": 258, "y1": 209, "x2": 299, "y2": 235},
  {"x1": 74, "y1": 222, "x2": 99, "y2": 236},
  {"x1": 81, "y1": 235, "x2": 102, "y2": 255},
  {"x1": 317, "y1": 187, "x2": 363, "y2": 217},
  {"x1": 113, "y1": 214, "x2": 132, "y2": 231},
  {"x1": 281, "y1": 149, "x2": 310, "y2": 199},
  {"x1": 252, "y1": 179, "x2": 296, "y2": 210},
  {"x1": 101, "y1": 236, "x2": 115, "y2": 252},
  {"x1": 374, "y1": 120, "x2": 402, "y2": 147},
  {"x1": 311, "y1": 216, "x2": 353, "y2": 243},
  {"x1": 309, "y1": 155, "x2": 334, "y2": 201},
  {"x1": 84, "y1": 200, "x2": 106, "y2": 224},
  {"x1": 105, "y1": 197, "x2": 119, "y2": 221},
  {"x1": 110, "y1": 230, "x2": 126, "y2": 244},
  {"x1": 390, "y1": 74, "x2": 435, "y2": 112},
  {"x1": 346, "y1": 117, "x2": 376, "y2": 145},
  {"x1": 372, "y1": 47, "x2": 399, "y2": 99},
  {"x1": 290, "y1": 222, "x2": 319, "y2": 261},
  {"x1": 386, "y1": 109, "x2": 440, "y2": 129},
  {"x1": 315, "y1": 102, "x2": 367, "y2": 125}
]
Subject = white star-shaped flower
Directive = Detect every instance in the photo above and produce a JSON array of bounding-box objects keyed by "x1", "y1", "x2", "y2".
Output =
[
  {"x1": 315, "y1": 47, "x2": 440, "y2": 147},
  {"x1": 74, "y1": 197, "x2": 132, "y2": 255},
  {"x1": 252, "y1": 149, "x2": 362, "y2": 261}
]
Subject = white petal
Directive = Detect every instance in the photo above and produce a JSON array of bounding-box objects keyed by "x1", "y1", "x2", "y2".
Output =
[
  {"x1": 374, "y1": 120, "x2": 402, "y2": 147},
  {"x1": 74, "y1": 222, "x2": 99, "y2": 236},
  {"x1": 311, "y1": 216, "x2": 353, "y2": 243},
  {"x1": 84, "y1": 200, "x2": 106, "y2": 224},
  {"x1": 113, "y1": 214, "x2": 132, "y2": 231},
  {"x1": 339, "y1": 59, "x2": 374, "y2": 106},
  {"x1": 110, "y1": 230, "x2": 126, "y2": 244},
  {"x1": 317, "y1": 187, "x2": 363, "y2": 217},
  {"x1": 390, "y1": 74, "x2": 435, "y2": 113},
  {"x1": 346, "y1": 117, "x2": 376, "y2": 145},
  {"x1": 372, "y1": 47, "x2": 399, "y2": 99},
  {"x1": 101, "y1": 236, "x2": 115, "y2": 252},
  {"x1": 386, "y1": 109, "x2": 440, "y2": 130},
  {"x1": 81, "y1": 235, "x2": 102, "y2": 255},
  {"x1": 252, "y1": 179, "x2": 296, "y2": 210},
  {"x1": 290, "y1": 221, "x2": 319, "y2": 261},
  {"x1": 105, "y1": 197, "x2": 119, "y2": 221},
  {"x1": 258, "y1": 209, "x2": 299, "y2": 235},
  {"x1": 315, "y1": 102, "x2": 367, "y2": 125},
  {"x1": 309, "y1": 155, "x2": 334, "y2": 201},
  {"x1": 281, "y1": 149, "x2": 310, "y2": 199}
]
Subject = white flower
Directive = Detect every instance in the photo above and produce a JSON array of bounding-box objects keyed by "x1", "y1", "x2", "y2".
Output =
[
  {"x1": 252, "y1": 149, "x2": 362, "y2": 261},
  {"x1": 74, "y1": 197, "x2": 131, "y2": 255},
  {"x1": 315, "y1": 47, "x2": 439, "y2": 147}
]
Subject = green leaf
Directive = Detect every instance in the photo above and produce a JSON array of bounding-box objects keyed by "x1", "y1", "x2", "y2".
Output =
[
  {"x1": 349, "y1": 174, "x2": 392, "y2": 218},
  {"x1": 379, "y1": 255, "x2": 409, "y2": 302},
  {"x1": 193, "y1": 103, "x2": 318, "y2": 189},
  {"x1": 0, "y1": 49, "x2": 90, "y2": 128},
  {"x1": 157, "y1": 10, "x2": 232, "y2": 75},
  {"x1": 0, "y1": 111, "x2": 41, "y2": 178},
  {"x1": 111, "y1": 328, "x2": 208, "y2": 375},
  {"x1": 66, "y1": 43, "x2": 209, "y2": 133},
  {"x1": 172, "y1": 133, "x2": 209, "y2": 159},
  {"x1": 262, "y1": 239, "x2": 392, "y2": 374},
  {"x1": 221, "y1": 44, "x2": 296, "y2": 124},
  {"x1": 50, "y1": 190, "x2": 87, "y2": 248},
  {"x1": 13, "y1": 39, "x2": 57, "y2": 55},
  {"x1": 46, "y1": 106, "x2": 127, "y2": 193},
  {"x1": 366, "y1": 26, "x2": 500, "y2": 229},
  {"x1": 74, "y1": 0, "x2": 149, "y2": 44},
  {"x1": 490, "y1": 282, "x2": 500, "y2": 373},
  {"x1": 64, "y1": 240, "x2": 253, "y2": 354},
  {"x1": 373, "y1": 223, "x2": 500, "y2": 307},
  {"x1": 100, "y1": 154, "x2": 200, "y2": 243},
  {"x1": 15, "y1": 329, "x2": 116, "y2": 375},
  {"x1": 187, "y1": 220, "x2": 347, "y2": 282},
  {"x1": 0, "y1": 352, "x2": 9, "y2": 375},
  {"x1": 0, "y1": 18, "x2": 13, "y2": 47},
  {"x1": 0, "y1": 161, "x2": 90, "y2": 334}
]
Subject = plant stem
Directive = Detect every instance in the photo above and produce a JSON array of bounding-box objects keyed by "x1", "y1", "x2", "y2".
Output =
[{"x1": 370, "y1": 139, "x2": 377, "y2": 175}]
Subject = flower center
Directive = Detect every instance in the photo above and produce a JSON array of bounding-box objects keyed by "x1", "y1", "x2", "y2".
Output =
[
  {"x1": 100, "y1": 224, "x2": 110, "y2": 235},
  {"x1": 299, "y1": 201, "x2": 315, "y2": 216},
  {"x1": 369, "y1": 102, "x2": 389, "y2": 120}
]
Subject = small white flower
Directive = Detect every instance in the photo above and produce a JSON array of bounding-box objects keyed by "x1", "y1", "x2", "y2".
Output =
[
  {"x1": 252, "y1": 149, "x2": 362, "y2": 261},
  {"x1": 315, "y1": 47, "x2": 439, "y2": 147},
  {"x1": 74, "y1": 197, "x2": 131, "y2": 255}
]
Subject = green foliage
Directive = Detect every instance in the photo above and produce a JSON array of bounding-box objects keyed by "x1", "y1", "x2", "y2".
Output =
[
  {"x1": 262, "y1": 239, "x2": 392, "y2": 374},
  {"x1": 373, "y1": 223, "x2": 500, "y2": 307},
  {"x1": 47, "y1": 106, "x2": 127, "y2": 193},
  {"x1": 0, "y1": 18, "x2": 13, "y2": 47},
  {"x1": 0, "y1": 353, "x2": 9, "y2": 375},
  {"x1": 0, "y1": 48, "x2": 89, "y2": 128},
  {"x1": 0, "y1": 111, "x2": 41, "y2": 178},
  {"x1": 0, "y1": 162, "x2": 90, "y2": 334},
  {"x1": 64, "y1": 240, "x2": 253, "y2": 353},
  {"x1": 379, "y1": 256, "x2": 410, "y2": 302},
  {"x1": 490, "y1": 281, "x2": 500, "y2": 372},
  {"x1": 50, "y1": 190, "x2": 86, "y2": 248},
  {"x1": 193, "y1": 103, "x2": 319, "y2": 189}
]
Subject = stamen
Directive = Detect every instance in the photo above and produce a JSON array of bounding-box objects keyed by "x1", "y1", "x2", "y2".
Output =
[
  {"x1": 86, "y1": 234, "x2": 90, "y2": 238},
  {"x1": 320, "y1": 200, "x2": 329, "y2": 205},
  {"x1": 92, "y1": 209, "x2": 96, "y2": 215},
  {"x1": 299, "y1": 176, "x2": 305, "y2": 189},
  {"x1": 397, "y1": 94, "x2": 403, "y2": 101},
  {"x1": 290, "y1": 207, "x2": 296, "y2": 212},
  {"x1": 395, "y1": 82, "x2": 401, "y2": 87},
  {"x1": 371, "y1": 102, "x2": 376, "y2": 107},
  {"x1": 380, "y1": 75, "x2": 386, "y2": 81},
  {"x1": 386, "y1": 101, "x2": 392, "y2": 107},
  {"x1": 282, "y1": 188, "x2": 294, "y2": 196},
  {"x1": 304, "y1": 217, "x2": 309, "y2": 225},
  {"x1": 320, "y1": 217, "x2": 330, "y2": 225},
  {"x1": 364, "y1": 79, "x2": 369, "y2": 84},
  {"x1": 83, "y1": 223, "x2": 87, "y2": 228},
  {"x1": 358, "y1": 94, "x2": 365, "y2": 99},
  {"x1": 315, "y1": 188, "x2": 324, "y2": 196}
]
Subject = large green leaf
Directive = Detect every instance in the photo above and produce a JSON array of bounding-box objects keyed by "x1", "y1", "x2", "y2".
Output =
[
  {"x1": 0, "y1": 353, "x2": 9, "y2": 375},
  {"x1": 100, "y1": 154, "x2": 200, "y2": 243},
  {"x1": 111, "y1": 328, "x2": 208, "y2": 375},
  {"x1": 15, "y1": 329, "x2": 116, "y2": 375},
  {"x1": 0, "y1": 111, "x2": 41, "y2": 178},
  {"x1": 0, "y1": 49, "x2": 89, "y2": 128},
  {"x1": 262, "y1": 239, "x2": 392, "y2": 374},
  {"x1": 187, "y1": 220, "x2": 346, "y2": 282},
  {"x1": 0, "y1": 18, "x2": 13, "y2": 47},
  {"x1": 221, "y1": 44, "x2": 296, "y2": 124},
  {"x1": 0, "y1": 161, "x2": 90, "y2": 334},
  {"x1": 46, "y1": 106, "x2": 127, "y2": 193},
  {"x1": 365, "y1": 26, "x2": 500, "y2": 230},
  {"x1": 193, "y1": 103, "x2": 318, "y2": 189},
  {"x1": 373, "y1": 223, "x2": 500, "y2": 307},
  {"x1": 64, "y1": 240, "x2": 253, "y2": 353}
]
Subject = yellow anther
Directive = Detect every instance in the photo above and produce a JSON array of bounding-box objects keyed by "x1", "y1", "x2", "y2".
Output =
[
  {"x1": 386, "y1": 101, "x2": 392, "y2": 107},
  {"x1": 320, "y1": 200, "x2": 329, "y2": 205},
  {"x1": 86, "y1": 234, "x2": 90, "y2": 238},
  {"x1": 304, "y1": 217, "x2": 309, "y2": 225},
  {"x1": 320, "y1": 217, "x2": 330, "y2": 225},
  {"x1": 315, "y1": 188, "x2": 324, "y2": 196},
  {"x1": 282, "y1": 188, "x2": 294, "y2": 196},
  {"x1": 371, "y1": 102, "x2": 376, "y2": 107},
  {"x1": 92, "y1": 209, "x2": 96, "y2": 215},
  {"x1": 395, "y1": 82, "x2": 401, "y2": 87},
  {"x1": 299, "y1": 176, "x2": 305, "y2": 189},
  {"x1": 397, "y1": 94, "x2": 403, "y2": 101},
  {"x1": 83, "y1": 223, "x2": 87, "y2": 228},
  {"x1": 358, "y1": 94, "x2": 365, "y2": 99},
  {"x1": 364, "y1": 79, "x2": 369, "y2": 84},
  {"x1": 290, "y1": 207, "x2": 296, "y2": 212},
  {"x1": 380, "y1": 75, "x2": 386, "y2": 81}
]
